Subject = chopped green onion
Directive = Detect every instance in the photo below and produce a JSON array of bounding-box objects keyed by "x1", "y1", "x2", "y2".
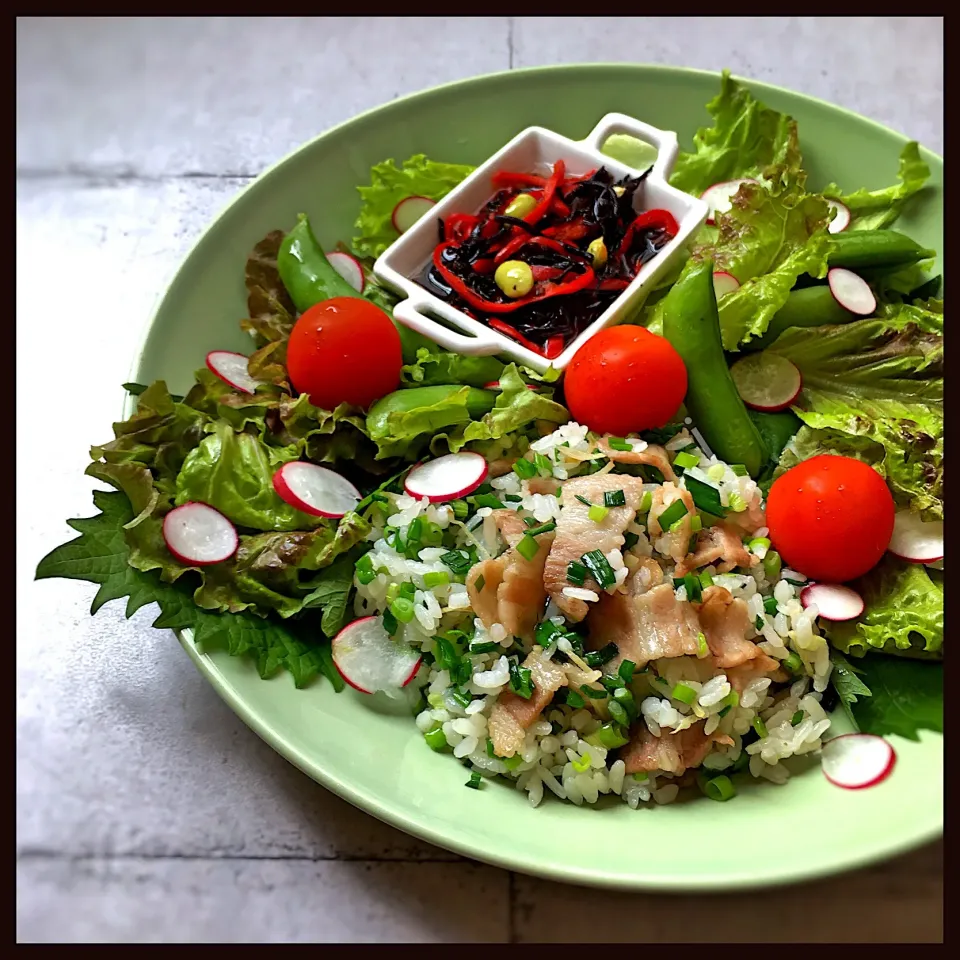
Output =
[
  {"x1": 699, "y1": 570, "x2": 714, "y2": 589},
  {"x1": 673, "y1": 450, "x2": 699, "y2": 470},
  {"x1": 535, "y1": 620, "x2": 563, "y2": 647},
  {"x1": 575, "y1": 494, "x2": 593, "y2": 508},
  {"x1": 588, "y1": 504, "x2": 609, "y2": 523},
  {"x1": 386, "y1": 582, "x2": 400, "y2": 605},
  {"x1": 566, "y1": 561, "x2": 587, "y2": 586},
  {"x1": 783, "y1": 651, "x2": 804, "y2": 674},
  {"x1": 657, "y1": 499, "x2": 689, "y2": 530},
  {"x1": 763, "y1": 596, "x2": 779, "y2": 615},
  {"x1": 707, "y1": 464, "x2": 726, "y2": 482},
  {"x1": 450, "y1": 687, "x2": 472, "y2": 709},
  {"x1": 513, "y1": 457, "x2": 537, "y2": 479},
  {"x1": 355, "y1": 554, "x2": 376, "y2": 585},
  {"x1": 525, "y1": 521, "x2": 557, "y2": 537},
  {"x1": 503, "y1": 493, "x2": 523, "y2": 503},
  {"x1": 729, "y1": 464, "x2": 748, "y2": 477},
  {"x1": 697, "y1": 632, "x2": 708, "y2": 658},
  {"x1": 523, "y1": 516, "x2": 538, "y2": 527},
  {"x1": 618, "y1": 659, "x2": 636, "y2": 683},
  {"x1": 632, "y1": 772, "x2": 648, "y2": 782},
  {"x1": 565, "y1": 690, "x2": 585, "y2": 709},
  {"x1": 584, "y1": 642, "x2": 618, "y2": 669},
  {"x1": 763, "y1": 550, "x2": 782, "y2": 579},
  {"x1": 608, "y1": 700, "x2": 629, "y2": 726},
  {"x1": 728, "y1": 492, "x2": 747, "y2": 512},
  {"x1": 433, "y1": 634, "x2": 457, "y2": 670},
  {"x1": 723, "y1": 690, "x2": 740, "y2": 710},
  {"x1": 792, "y1": 711, "x2": 804, "y2": 726},
  {"x1": 604, "y1": 489, "x2": 627, "y2": 507},
  {"x1": 683, "y1": 573, "x2": 703, "y2": 603},
  {"x1": 427, "y1": 692, "x2": 445, "y2": 710},
  {"x1": 564, "y1": 631, "x2": 585, "y2": 657},
  {"x1": 475, "y1": 482, "x2": 494, "y2": 495},
  {"x1": 502, "y1": 753, "x2": 523, "y2": 771},
  {"x1": 450, "y1": 499, "x2": 469, "y2": 520},
  {"x1": 748, "y1": 537, "x2": 771, "y2": 553},
  {"x1": 465, "y1": 771, "x2": 483, "y2": 790},
  {"x1": 690, "y1": 515, "x2": 703, "y2": 533},
  {"x1": 682, "y1": 475, "x2": 727, "y2": 517},
  {"x1": 612, "y1": 685, "x2": 636, "y2": 713},
  {"x1": 424, "y1": 728, "x2": 447, "y2": 751},
  {"x1": 509, "y1": 660, "x2": 534, "y2": 699},
  {"x1": 515, "y1": 534, "x2": 540, "y2": 562},
  {"x1": 382, "y1": 608, "x2": 399, "y2": 636},
  {"x1": 752, "y1": 717, "x2": 768, "y2": 738},
  {"x1": 472, "y1": 493, "x2": 505, "y2": 510},
  {"x1": 754, "y1": 615, "x2": 764, "y2": 631},
  {"x1": 783, "y1": 575, "x2": 807, "y2": 587},
  {"x1": 718, "y1": 704, "x2": 732, "y2": 718},
  {"x1": 469, "y1": 640, "x2": 500, "y2": 654},
  {"x1": 637, "y1": 491, "x2": 653, "y2": 514},
  {"x1": 571, "y1": 753, "x2": 592, "y2": 773},
  {"x1": 607, "y1": 437, "x2": 632, "y2": 452},
  {"x1": 475, "y1": 573, "x2": 486, "y2": 592},
  {"x1": 399, "y1": 581, "x2": 416, "y2": 600},
  {"x1": 704, "y1": 774, "x2": 736, "y2": 802},
  {"x1": 579, "y1": 684, "x2": 607, "y2": 700},
  {"x1": 731, "y1": 750, "x2": 750, "y2": 774},
  {"x1": 485, "y1": 737, "x2": 495, "y2": 757},
  {"x1": 672, "y1": 682, "x2": 696, "y2": 705},
  {"x1": 533, "y1": 452, "x2": 553, "y2": 476},
  {"x1": 441, "y1": 550, "x2": 472, "y2": 576},
  {"x1": 600, "y1": 674, "x2": 624, "y2": 692},
  {"x1": 581, "y1": 549, "x2": 615, "y2": 588},
  {"x1": 623, "y1": 531, "x2": 640, "y2": 550},
  {"x1": 592, "y1": 723, "x2": 630, "y2": 749},
  {"x1": 423, "y1": 571, "x2": 450, "y2": 589}
]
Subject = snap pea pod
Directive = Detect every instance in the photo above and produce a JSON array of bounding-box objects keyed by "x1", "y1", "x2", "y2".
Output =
[
  {"x1": 661, "y1": 259, "x2": 768, "y2": 478},
  {"x1": 277, "y1": 213, "x2": 435, "y2": 362},
  {"x1": 748, "y1": 285, "x2": 855, "y2": 351},
  {"x1": 748, "y1": 409, "x2": 802, "y2": 466},
  {"x1": 366, "y1": 385, "x2": 498, "y2": 443},
  {"x1": 827, "y1": 229, "x2": 935, "y2": 271}
]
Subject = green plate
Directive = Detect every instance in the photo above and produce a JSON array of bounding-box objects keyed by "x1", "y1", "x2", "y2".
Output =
[{"x1": 130, "y1": 65, "x2": 943, "y2": 891}]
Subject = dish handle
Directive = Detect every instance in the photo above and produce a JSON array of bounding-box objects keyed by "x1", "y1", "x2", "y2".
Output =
[
  {"x1": 581, "y1": 113, "x2": 680, "y2": 181},
  {"x1": 392, "y1": 295, "x2": 504, "y2": 357}
]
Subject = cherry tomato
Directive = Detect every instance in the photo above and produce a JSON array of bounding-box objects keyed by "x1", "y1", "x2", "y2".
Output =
[
  {"x1": 563, "y1": 326, "x2": 687, "y2": 435},
  {"x1": 766, "y1": 455, "x2": 895, "y2": 582},
  {"x1": 287, "y1": 297, "x2": 402, "y2": 410}
]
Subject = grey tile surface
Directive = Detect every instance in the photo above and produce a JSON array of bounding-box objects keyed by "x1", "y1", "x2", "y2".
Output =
[{"x1": 17, "y1": 16, "x2": 942, "y2": 944}]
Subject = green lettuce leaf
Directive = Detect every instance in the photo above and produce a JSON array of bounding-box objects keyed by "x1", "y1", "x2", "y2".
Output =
[
  {"x1": 845, "y1": 655, "x2": 942, "y2": 741},
  {"x1": 174, "y1": 420, "x2": 324, "y2": 532},
  {"x1": 822, "y1": 142, "x2": 931, "y2": 232},
  {"x1": 34, "y1": 489, "x2": 344, "y2": 689},
  {"x1": 825, "y1": 557, "x2": 943, "y2": 660},
  {"x1": 400, "y1": 347, "x2": 505, "y2": 389},
  {"x1": 352, "y1": 154, "x2": 475, "y2": 260},
  {"x1": 242, "y1": 229, "x2": 297, "y2": 346},
  {"x1": 670, "y1": 70, "x2": 804, "y2": 197},
  {"x1": 769, "y1": 311, "x2": 943, "y2": 517}
]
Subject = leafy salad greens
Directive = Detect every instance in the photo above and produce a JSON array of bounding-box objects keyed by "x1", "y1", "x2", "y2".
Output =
[{"x1": 36, "y1": 71, "x2": 942, "y2": 742}]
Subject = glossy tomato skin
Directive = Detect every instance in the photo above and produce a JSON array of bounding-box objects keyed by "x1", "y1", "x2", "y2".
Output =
[
  {"x1": 766, "y1": 454, "x2": 895, "y2": 582},
  {"x1": 563, "y1": 326, "x2": 687, "y2": 435},
  {"x1": 287, "y1": 297, "x2": 402, "y2": 410}
]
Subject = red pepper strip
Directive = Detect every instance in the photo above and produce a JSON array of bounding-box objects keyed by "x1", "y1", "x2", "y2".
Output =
[
  {"x1": 542, "y1": 220, "x2": 590, "y2": 243},
  {"x1": 432, "y1": 243, "x2": 596, "y2": 315},
  {"x1": 597, "y1": 277, "x2": 631, "y2": 292},
  {"x1": 550, "y1": 196, "x2": 571, "y2": 217},
  {"x1": 487, "y1": 319, "x2": 546, "y2": 354},
  {"x1": 491, "y1": 171, "x2": 547, "y2": 189},
  {"x1": 493, "y1": 233, "x2": 585, "y2": 266},
  {"x1": 530, "y1": 265, "x2": 566, "y2": 282},
  {"x1": 445, "y1": 213, "x2": 479, "y2": 243},
  {"x1": 615, "y1": 209, "x2": 680, "y2": 259},
  {"x1": 523, "y1": 160, "x2": 565, "y2": 226},
  {"x1": 471, "y1": 258, "x2": 496, "y2": 275},
  {"x1": 544, "y1": 336, "x2": 565, "y2": 359}
]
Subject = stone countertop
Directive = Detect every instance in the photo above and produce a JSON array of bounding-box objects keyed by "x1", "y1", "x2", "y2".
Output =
[{"x1": 16, "y1": 16, "x2": 943, "y2": 943}]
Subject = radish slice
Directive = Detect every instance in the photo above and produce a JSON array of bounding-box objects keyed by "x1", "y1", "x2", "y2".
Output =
[
  {"x1": 729, "y1": 352, "x2": 802, "y2": 412},
  {"x1": 332, "y1": 616, "x2": 423, "y2": 695},
  {"x1": 821, "y1": 734, "x2": 896, "y2": 790},
  {"x1": 888, "y1": 509, "x2": 944, "y2": 563},
  {"x1": 392, "y1": 196, "x2": 436, "y2": 234},
  {"x1": 273, "y1": 462, "x2": 361, "y2": 519},
  {"x1": 700, "y1": 178, "x2": 759, "y2": 225},
  {"x1": 482, "y1": 380, "x2": 538, "y2": 391},
  {"x1": 326, "y1": 251, "x2": 365, "y2": 292},
  {"x1": 404, "y1": 452, "x2": 488, "y2": 503},
  {"x1": 206, "y1": 351, "x2": 261, "y2": 394},
  {"x1": 712, "y1": 271, "x2": 741, "y2": 299},
  {"x1": 801, "y1": 583, "x2": 864, "y2": 621},
  {"x1": 162, "y1": 502, "x2": 238, "y2": 566},
  {"x1": 826, "y1": 199, "x2": 851, "y2": 234},
  {"x1": 828, "y1": 267, "x2": 876, "y2": 316}
]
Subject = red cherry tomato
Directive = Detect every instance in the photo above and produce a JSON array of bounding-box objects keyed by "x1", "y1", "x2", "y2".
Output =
[
  {"x1": 287, "y1": 297, "x2": 402, "y2": 410},
  {"x1": 766, "y1": 455, "x2": 895, "y2": 582},
  {"x1": 563, "y1": 326, "x2": 687, "y2": 435}
]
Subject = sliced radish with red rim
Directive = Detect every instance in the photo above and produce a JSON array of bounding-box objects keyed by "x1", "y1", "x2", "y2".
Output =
[
  {"x1": 712, "y1": 271, "x2": 740, "y2": 299},
  {"x1": 404, "y1": 452, "x2": 488, "y2": 503},
  {"x1": 273, "y1": 462, "x2": 361, "y2": 519},
  {"x1": 826, "y1": 199, "x2": 851, "y2": 234},
  {"x1": 701, "y1": 178, "x2": 759, "y2": 225},
  {"x1": 828, "y1": 268, "x2": 876, "y2": 316},
  {"x1": 821, "y1": 734, "x2": 896, "y2": 790},
  {"x1": 482, "y1": 380, "x2": 538, "y2": 391},
  {"x1": 888, "y1": 509, "x2": 944, "y2": 563},
  {"x1": 206, "y1": 351, "x2": 261, "y2": 394},
  {"x1": 392, "y1": 196, "x2": 436, "y2": 234},
  {"x1": 800, "y1": 583, "x2": 864, "y2": 621},
  {"x1": 729, "y1": 352, "x2": 802, "y2": 412},
  {"x1": 162, "y1": 502, "x2": 238, "y2": 566},
  {"x1": 332, "y1": 616, "x2": 423, "y2": 695},
  {"x1": 326, "y1": 251, "x2": 365, "y2": 292}
]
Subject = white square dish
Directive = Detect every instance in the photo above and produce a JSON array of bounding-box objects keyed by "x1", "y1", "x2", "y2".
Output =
[{"x1": 373, "y1": 113, "x2": 708, "y2": 373}]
